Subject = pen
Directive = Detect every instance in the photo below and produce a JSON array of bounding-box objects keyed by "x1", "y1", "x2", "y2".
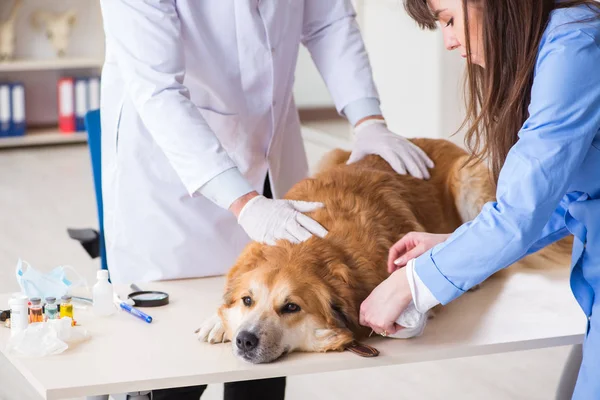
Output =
[{"x1": 113, "y1": 293, "x2": 152, "y2": 323}]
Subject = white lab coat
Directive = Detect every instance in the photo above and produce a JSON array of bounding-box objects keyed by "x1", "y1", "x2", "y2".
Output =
[{"x1": 99, "y1": 0, "x2": 378, "y2": 283}]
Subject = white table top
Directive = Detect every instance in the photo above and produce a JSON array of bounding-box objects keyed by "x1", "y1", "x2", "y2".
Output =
[{"x1": 0, "y1": 267, "x2": 586, "y2": 400}]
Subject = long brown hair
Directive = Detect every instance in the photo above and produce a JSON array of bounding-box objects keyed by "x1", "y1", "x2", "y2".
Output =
[{"x1": 404, "y1": 0, "x2": 600, "y2": 182}]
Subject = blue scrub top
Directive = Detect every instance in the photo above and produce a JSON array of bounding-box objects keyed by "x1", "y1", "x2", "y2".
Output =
[
  {"x1": 414, "y1": 5, "x2": 600, "y2": 398},
  {"x1": 415, "y1": 4, "x2": 600, "y2": 305}
]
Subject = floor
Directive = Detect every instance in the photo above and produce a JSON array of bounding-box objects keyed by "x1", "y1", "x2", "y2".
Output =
[{"x1": 0, "y1": 121, "x2": 573, "y2": 400}]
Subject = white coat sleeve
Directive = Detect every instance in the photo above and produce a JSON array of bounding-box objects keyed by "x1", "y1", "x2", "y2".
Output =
[
  {"x1": 100, "y1": 0, "x2": 253, "y2": 207},
  {"x1": 405, "y1": 259, "x2": 441, "y2": 313},
  {"x1": 301, "y1": 0, "x2": 380, "y2": 114}
]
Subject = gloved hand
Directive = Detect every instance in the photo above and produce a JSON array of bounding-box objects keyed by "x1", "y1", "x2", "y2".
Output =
[
  {"x1": 347, "y1": 120, "x2": 434, "y2": 179},
  {"x1": 237, "y1": 195, "x2": 328, "y2": 245}
]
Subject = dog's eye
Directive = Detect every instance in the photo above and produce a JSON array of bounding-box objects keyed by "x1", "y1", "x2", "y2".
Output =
[
  {"x1": 282, "y1": 303, "x2": 301, "y2": 314},
  {"x1": 242, "y1": 296, "x2": 253, "y2": 307}
]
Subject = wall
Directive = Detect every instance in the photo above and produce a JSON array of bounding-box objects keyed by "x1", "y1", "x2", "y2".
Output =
[
  {"x1": 360, "y1": 0, "x2": 466, "y2": 143},
  {"x1": 293, "y1": 46, "x2": 334, "y2": 109},
  {"x1": 292, "y1": 0, "x2": 468, "y2": 145}
]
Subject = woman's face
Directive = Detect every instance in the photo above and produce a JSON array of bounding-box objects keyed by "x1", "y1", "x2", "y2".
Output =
[{"x1": 427, "y1": 0, "x2": 484, "y2": 67}]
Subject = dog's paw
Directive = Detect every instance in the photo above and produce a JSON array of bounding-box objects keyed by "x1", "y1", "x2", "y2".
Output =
[{"x1": 195, "y1": 313, "x2": 227, "y2": 344}]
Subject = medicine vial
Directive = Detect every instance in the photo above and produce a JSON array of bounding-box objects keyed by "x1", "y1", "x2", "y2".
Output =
[
  {"x1": 8, "y1": 294, "x2": 29, "y2": 336},
  {"x1": 60, "y1": 295, "x2": 74, "y2": 325},
  {"x1": 28, "y1": 297, "x2": 44, "y2": 323},
  {"x1": 45, "y1": 297, "x2": 59, "y2": 321}
]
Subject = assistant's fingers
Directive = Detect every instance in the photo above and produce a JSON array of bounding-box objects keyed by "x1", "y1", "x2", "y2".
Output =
[
  {"x1": 395, "y1": 245, "x2": 428, "y2": 267},
  {"x1": 388, "y1": 237, "x2": 412, "y2": 272},
  {"x1": 388, "y1": 323, "x2": 405, "y2": 335}
]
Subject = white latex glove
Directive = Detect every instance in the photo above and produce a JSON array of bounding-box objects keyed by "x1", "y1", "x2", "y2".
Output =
[
  {"x1": 237, "y1": 195, "x2": 328, "y2": 245},
  {"x1": 348, "y1": 120, "x2": 434, "y2": 179}
]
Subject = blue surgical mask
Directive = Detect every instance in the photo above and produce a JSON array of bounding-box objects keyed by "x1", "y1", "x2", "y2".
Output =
[{"x1": 15, "y1": 259, "x2": 87, "y2": 300}]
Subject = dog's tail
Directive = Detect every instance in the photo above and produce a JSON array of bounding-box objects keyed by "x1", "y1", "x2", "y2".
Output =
[
  {"x1": 317, "y1": 149, "x2": 351, "y2": 173},
  {"x1": 449, "y1": 151, "x2": 572, "y2": 269}
]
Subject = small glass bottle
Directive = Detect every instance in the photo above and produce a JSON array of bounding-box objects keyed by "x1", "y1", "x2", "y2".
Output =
[
  {"x1": 28, "y1": 297, "x2": 44, "y2": 323},
  {"x1": 59, "y1": 295, "x2": 74, "y2": 325},
  {"x1": 45, "y1": 297, "x2": 59, "y2": 321}
]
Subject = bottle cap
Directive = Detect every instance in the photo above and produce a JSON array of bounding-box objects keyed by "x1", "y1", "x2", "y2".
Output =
[
  {"x1": 46, "y1": 297, "x2": 56, "y2": 304},
  {"x1": 30, "y1": 297, "x2": 42, "y2": 305},
  {"x1": 8, "y1": 295, "x2": 27, "y2": 306},
  {"x1": 61, "y1": 295, "x2": 72, "y2": 302},
  {"x1": 97, "y1": 269, "x2": 109, "y2": 280}
]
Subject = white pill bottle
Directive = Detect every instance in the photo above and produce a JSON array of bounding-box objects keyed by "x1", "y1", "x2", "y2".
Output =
[{"x1": 9, "y1": 294, "x2": 29, "y2": 336}]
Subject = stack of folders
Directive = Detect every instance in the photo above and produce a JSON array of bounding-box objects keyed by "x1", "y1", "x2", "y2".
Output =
[
  {"x1": 0, "y1": 82, "x2": 26, "y2": 138},
  {"x1": 58, "y1": 76, "x2": 101, "y2": 134}
]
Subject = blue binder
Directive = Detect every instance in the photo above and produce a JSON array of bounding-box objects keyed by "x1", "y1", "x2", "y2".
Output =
[{"x1": 75, "y1": 78, "x2": 88, "y2": 132}]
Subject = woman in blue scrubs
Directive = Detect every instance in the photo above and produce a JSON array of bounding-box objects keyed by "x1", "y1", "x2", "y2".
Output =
[{"x1": 359, "y1": 1, "x2": 600, "y2": 398}]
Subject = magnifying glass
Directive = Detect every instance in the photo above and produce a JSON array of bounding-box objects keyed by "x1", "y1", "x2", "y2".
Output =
[{"x1": 128, "y1": 284, "x2": 169, "y2": 307}]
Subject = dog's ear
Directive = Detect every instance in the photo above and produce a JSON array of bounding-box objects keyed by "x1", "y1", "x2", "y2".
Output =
[
  {"x1": 322, "y1": 258, "x2": 360, "y2": 330},
  {"x1": 223, "y1": 243, "x2": 265, "y2": 305},
  {"x1": 330, "y1": 302, "x2": 352, "y2": 329}
]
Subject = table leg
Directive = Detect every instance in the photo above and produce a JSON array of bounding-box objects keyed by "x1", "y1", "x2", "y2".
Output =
[
  {"x1": 555, "y1": 344, "x2": 583, "y2": 400},
  {"x1": 126, "y1": 392, "x2": 151, "y2": 400},
  {"x1": 86, "y1": 392, "x2": 151, "y2": 400}
]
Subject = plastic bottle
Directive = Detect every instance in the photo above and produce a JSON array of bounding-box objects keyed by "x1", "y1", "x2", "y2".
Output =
[
  {"x1": 28, "y1": 297, "x2": 44, "y2": 323},
  {"x1": 45, "y1": 297, "x2": 59, "y2": 321},
  {"x1": 93, "y1": 269, "x2": 115, "y2": 316},
  {"x1": 8, "y1": 294, "x2": 29, "y2": 336}
]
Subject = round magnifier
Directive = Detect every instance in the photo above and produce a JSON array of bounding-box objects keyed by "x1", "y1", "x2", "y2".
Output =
[{"x1": 127, "y1": 290, "x2": 169, "y2": 307}]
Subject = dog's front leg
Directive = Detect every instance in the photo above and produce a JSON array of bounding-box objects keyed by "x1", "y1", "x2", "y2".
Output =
[{"x1": 195, "y1": 312, "x2": 229, "y2": 344}]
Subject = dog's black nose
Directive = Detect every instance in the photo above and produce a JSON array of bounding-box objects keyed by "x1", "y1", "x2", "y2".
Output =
[{"x1": 236, "y1": 331, "x2": 259, "y2": 352}]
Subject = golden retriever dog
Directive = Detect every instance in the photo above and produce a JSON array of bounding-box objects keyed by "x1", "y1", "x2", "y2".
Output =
[{"x1": 196, "y1": 138, "x2": 571, "y2": 364}]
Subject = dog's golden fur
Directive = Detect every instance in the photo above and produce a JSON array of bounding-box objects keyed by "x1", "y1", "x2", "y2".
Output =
[{"x1": 198, "y1": 138, "x2": 571, "y2": 363}]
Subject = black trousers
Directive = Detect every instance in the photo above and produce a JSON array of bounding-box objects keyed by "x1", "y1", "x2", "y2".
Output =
[{"x1": 152, "y1": 175, "x2": 285, "y2": 400}]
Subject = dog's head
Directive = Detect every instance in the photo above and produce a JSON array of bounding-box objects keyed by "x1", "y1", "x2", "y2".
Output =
[{"x1": 219, "y1": 239, "x2": 368, "y2": 363}]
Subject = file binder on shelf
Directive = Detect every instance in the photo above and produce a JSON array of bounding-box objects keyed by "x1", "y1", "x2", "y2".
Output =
[
  {"x1": 10, "y1": 82, "x2": 26, "y2": 136},
  {"x1": 88, "y1": 76, "x2": 101, "y2": 112},
  {"x1": 58, "y1": 77, "x2": 76, "y2": 134},
  {"x1": 75, "y1": 78, "x2": 88, "y2": 132},
  {"x1": 0, "y1": 83, "x2": 11, "y2": 137}
]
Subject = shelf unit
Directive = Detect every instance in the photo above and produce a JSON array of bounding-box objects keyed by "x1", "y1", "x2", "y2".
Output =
[
  {"x1": 0, "y1": 56, "x2": 103, "y2": 148},
  {"x1": 0, "y1": 0, "x2": 104, "y2": 149},
  {"x1": 0, "y1": 127, "x2": 87, "y2": 149},
  {"x1": 0, "y1": 57, "x2": 103, "y2": 73}
]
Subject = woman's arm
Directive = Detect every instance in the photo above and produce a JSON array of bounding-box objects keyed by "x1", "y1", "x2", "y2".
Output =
[{"x1": 414, "y1": 27, "x2": 600, "y2": 305}]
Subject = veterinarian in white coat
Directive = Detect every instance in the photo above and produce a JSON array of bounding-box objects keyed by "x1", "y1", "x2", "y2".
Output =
[
  {"x1": 99, "y1": 0, "x2": 433, "y2": 285},
  {"x1": 100, "y1": 1, "x2": 432, "y2": 399}
]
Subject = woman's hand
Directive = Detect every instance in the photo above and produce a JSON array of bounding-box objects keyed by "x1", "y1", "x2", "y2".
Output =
[
  {"x1": 359, "y1": 269, "x2": 413, "y2": 336},
  {"x1": 388, "y1": 232, "x2": 451, "y2": 273}
]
